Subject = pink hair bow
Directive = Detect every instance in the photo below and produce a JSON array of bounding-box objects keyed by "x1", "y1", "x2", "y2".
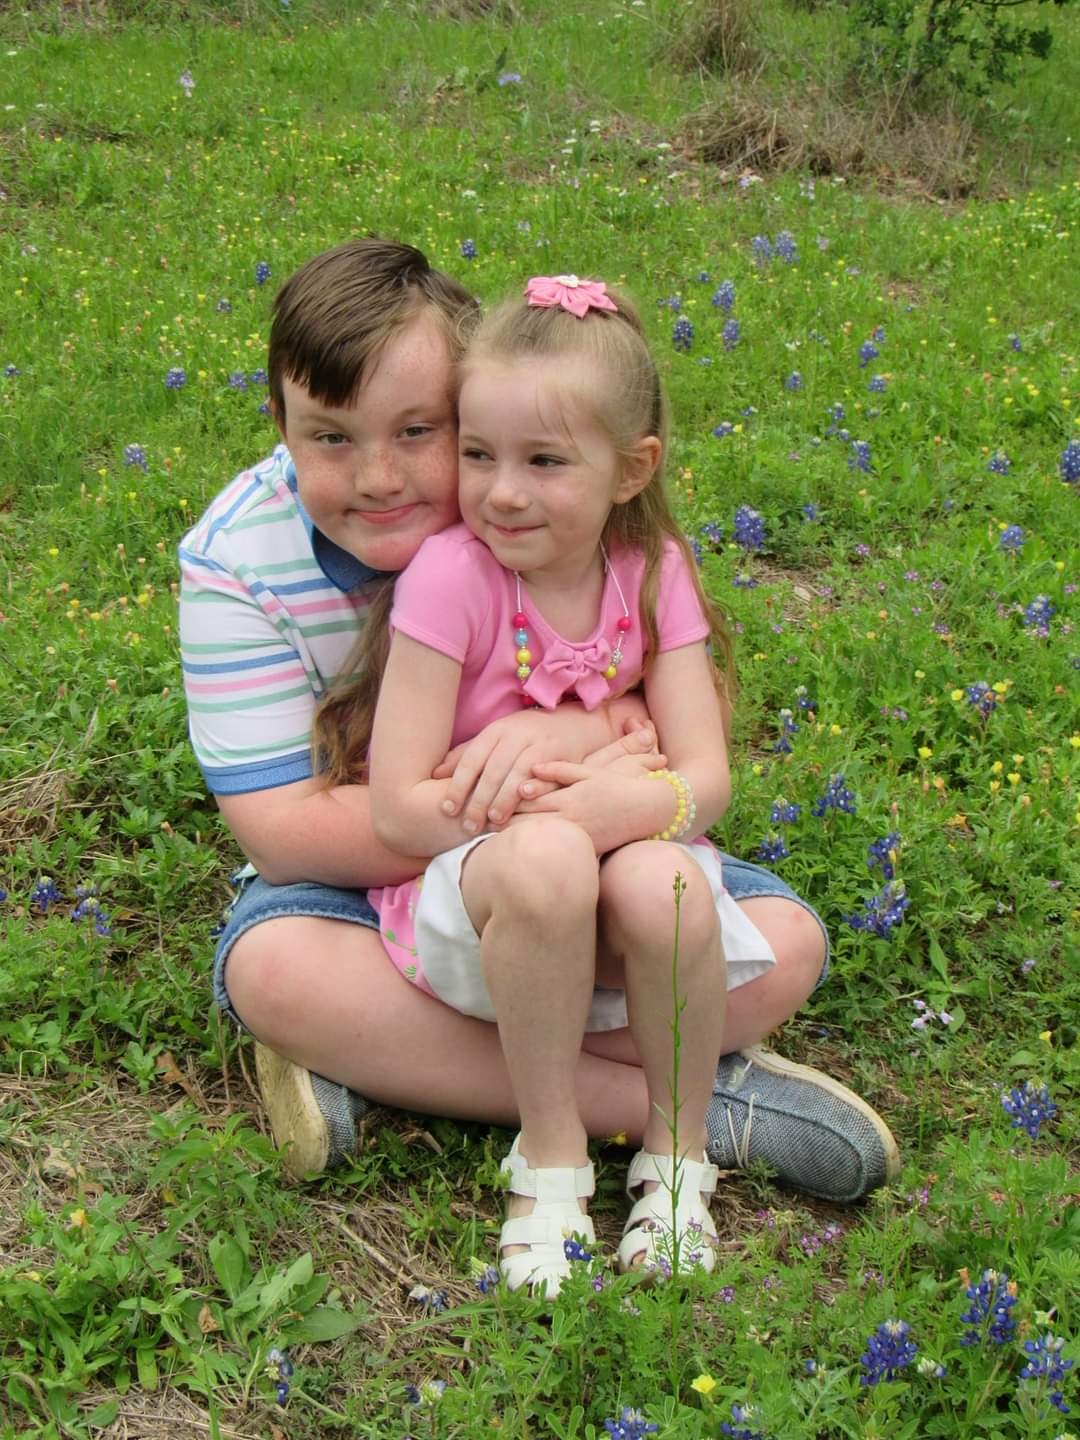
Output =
[{"x1": 525, "y1": 274, "x2": 618, "y2": 318}]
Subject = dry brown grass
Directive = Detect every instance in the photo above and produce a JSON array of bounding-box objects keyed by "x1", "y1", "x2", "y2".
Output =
[
  {"x1": 670, "y1": 0, "x2": 763, "y2": 79},
  {"x1": 682, "y1": 82, "x2": 980, "y2": 198}
]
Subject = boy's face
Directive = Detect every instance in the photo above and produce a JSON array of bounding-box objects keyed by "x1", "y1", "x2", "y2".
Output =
[{"x1": 275, "y1": 312, "x2": 460, "y2": 573}]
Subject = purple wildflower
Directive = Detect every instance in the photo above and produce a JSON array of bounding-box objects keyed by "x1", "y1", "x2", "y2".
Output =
[
  {"x1": 460, "y1": 239, "x2": 476, "y2": 260},
  {"x1": 999, "y1": 525, "x2": 1025, "y2": 552},
  {"x1": 31, "y1": 877, "x2": 63, "y2": 911},
  {"x1": 603, "y1": 1408, "x2": 659, "y2": 1438},
  {"x1": 1001, "y1": 1081, "x2": 1057, "y2": 1140},
  {"x1": 475, "y1": 1265, "x2": 500, "y2": 1293},
  {"x1": 712, "y1": 279, "x2": 735, "y2": 312},
  {"x1": 719, "y1": 1402, "x2": 767, "y2": 1440},
  {"x1": 845, "y1": 882, "x2": 909, "y2": 939},
  {"x1": 700, "y1": 519, "x2": 725, "y2": 547},
  {"x1": 178, "y1": 69, "x2": 194, "y2": 96},
  {"x1": 813, "y1": 774, "x2": 857, "y2": 816},
  {"x1": 801, "y1": 502, "x2": 819, "y2": 521},
  {"x1": 254, "y1": 261, "x2": 271, "y2": 286},
  {"x1": 784, "y1": 371, "x2": 803, "y2": 391},
  {"x1": 849, "y1": 440, "x2": 872, "y2": 472},
  {"x1": 215, "y1": 297, "x2": 232, "y2": 313},
  {"x1": 860, "y1": 1319, "x2": 917, "y2": 1385},
  {"x1": 123, "y1": 443, "x2": 148, "y2": 471},
  {"x1": 563, "y1": 1237, "x2": 592, "y2": 1262},
  {"x1": 987, "y1": 451, "x2": 1011, "y2": 475},
  {"x1": 164, "y1": 368, "x2": 186, "y2": 390},
  {"x1": 497, "y1": 71, "x2": 523, "y2": 86},
  {"x1": 227, "y1": 371, "x2": 249, "y2": 390},
  {"x1": 250, "y1": 367, "x2": 268, "y2": 385},
  {"x1": 770, "y1": 799, "x2": 801, "y2": 825},
  {"x1": 868, "y1": 832, "x2": 901, "y2": 881},
  {"x1": 722, "y1": 318, "x2": 741, "y2": 350},
  {"x1": 1019, "y1": 1334, "x2": 1074, "y2": 1415},
  {"x1": 960, "y1": 1269, "x2": 1018, "y2": 1346},
  {"x1": 713, "y1": 421, "x2": 734, "y2": 438},
  {"x1": 965, "y1": 681, "x2": 997, "y2": 718},
  {"x1": 1023, "y1": 594, "x2": 1055, "y2": 636},
  {"x1": 774, "y1": 231, "x2": 797, "y2": 263},
  {"x1": 757, "y1": 835, "x2": 790, "y2": 864},
  {"x1": 266, "y1": 1346, "x2": 293, "y2": 1407},
  {"x1": 858, "y1": 340, "x2": 880, "y2": 367},
  {"x1": 750, "y1": 235, "x2": 773, "y2": 266},
  {"x1": 868, "y1": 374, "x2": 887, "y2": 393},
  {"x1": 1060, "y1": 440, "x2": 1080, "y2": 484},
  {"x1": 733, "y1": 504, "x2": 765, "y2": 551}
]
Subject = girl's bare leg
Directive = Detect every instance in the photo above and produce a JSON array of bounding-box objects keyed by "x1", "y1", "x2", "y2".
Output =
[{"x1": 597, "y1": 842, "x2": 726, "y2": 1159}]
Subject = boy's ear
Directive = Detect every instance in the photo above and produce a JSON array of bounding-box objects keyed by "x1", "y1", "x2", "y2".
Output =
[
  {"x1": 269, "y1": 396, "x2": 287, "y2": 443},
  {"x1": 614, "y1": 435, "x2": 663, "y2": 504}
]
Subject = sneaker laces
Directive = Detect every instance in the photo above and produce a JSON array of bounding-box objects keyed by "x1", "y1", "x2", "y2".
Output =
[{"x1": 723, "y1": 1092, "x2": 755, "y2": 1169}]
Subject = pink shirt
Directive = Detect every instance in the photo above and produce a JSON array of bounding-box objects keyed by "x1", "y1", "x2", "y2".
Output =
[{"x1": 370, "y1": 524, "x2": 710, "y2": 981}]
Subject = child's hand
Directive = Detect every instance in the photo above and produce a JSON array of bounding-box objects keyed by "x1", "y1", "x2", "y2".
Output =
[
  {"x1": 515, "y1": 753, "x2": 672, "y2": 854},
  {"x1": 433, "y1": 713, "x2": 659, "y2": 834}
]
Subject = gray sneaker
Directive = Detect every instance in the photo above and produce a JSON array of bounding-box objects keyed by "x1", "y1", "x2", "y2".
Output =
[
  {"x1": 707, "y1": 1046, "x2": 900, "y2": 1203},
  {"x1": 254, "y1": 1043, "x2": 367, "y2": 1179}
]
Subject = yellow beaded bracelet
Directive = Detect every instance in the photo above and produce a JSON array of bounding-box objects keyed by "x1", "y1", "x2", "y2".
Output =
[{"x1": 646, "y1": 768, "x2": 697, "y2": 842}]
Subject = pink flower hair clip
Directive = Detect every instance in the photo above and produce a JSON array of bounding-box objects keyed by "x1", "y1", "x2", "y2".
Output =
[{"x1": 525, "y1": 274, "x2": 618, "y2": 318}]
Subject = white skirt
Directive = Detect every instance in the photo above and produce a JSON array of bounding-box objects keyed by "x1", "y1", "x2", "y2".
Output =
[{"x1": 413, "y1": 834, "x2": 777, "y2": 1032}]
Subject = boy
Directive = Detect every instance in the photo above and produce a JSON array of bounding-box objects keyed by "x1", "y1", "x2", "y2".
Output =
[{"x1": 180, "y1": 238, "x2": 899, "y2": 1200}]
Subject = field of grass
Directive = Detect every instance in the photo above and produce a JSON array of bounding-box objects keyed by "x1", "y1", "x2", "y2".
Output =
[{"x1": 0, "y1": 1, "x2": 1077, "y2": 1436}]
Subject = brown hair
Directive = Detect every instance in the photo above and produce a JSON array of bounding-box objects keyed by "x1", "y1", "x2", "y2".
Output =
[
  {"x1": 315, "y1": 280, "x2": 736, "y2": 786},
  {"x1": 268, "y1": 237, "x2": 479, "y2": 425}
]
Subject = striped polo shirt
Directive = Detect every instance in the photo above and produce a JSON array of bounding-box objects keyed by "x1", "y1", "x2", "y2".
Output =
[{"x1": 179, "y1": 444, "x2": 383, "y2": 795}]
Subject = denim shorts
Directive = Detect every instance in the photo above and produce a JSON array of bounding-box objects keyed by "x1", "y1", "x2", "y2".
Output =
[{"x1": 212, "y1": 852, "x2": 829, "y2": 1029}]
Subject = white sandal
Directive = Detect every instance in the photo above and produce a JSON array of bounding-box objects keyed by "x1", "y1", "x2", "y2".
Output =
[
  {"x1": 616, "y1": 1150, "x2": 719, "y2": 1276},
  {"x1": 498, "y1": 1135, "x2": 596, "y2": 1298}
]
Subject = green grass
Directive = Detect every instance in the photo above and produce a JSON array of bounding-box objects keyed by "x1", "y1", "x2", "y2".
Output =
[{"x1": 0, "y1": 1, "x2": 1077, "y2": 1436}]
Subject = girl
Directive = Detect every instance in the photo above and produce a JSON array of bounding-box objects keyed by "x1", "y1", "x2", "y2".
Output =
[{"x1": 360, "y1": 275, "x2": 778, "y2": 1296}]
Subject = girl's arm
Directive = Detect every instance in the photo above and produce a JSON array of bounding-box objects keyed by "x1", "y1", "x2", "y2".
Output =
[
  {"x1": 368, "y1": 631, "x2": 485, "y2": 857},
  {"x1": 519, "y1": 641, "x2": 729, "y2": 852}
]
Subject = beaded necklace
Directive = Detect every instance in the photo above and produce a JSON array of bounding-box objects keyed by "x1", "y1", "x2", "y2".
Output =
[{"x1": 511, "y1": 543, "x2": 632, "y2": 705}]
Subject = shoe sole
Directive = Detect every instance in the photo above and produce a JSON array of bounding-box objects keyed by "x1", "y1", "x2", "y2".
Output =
[
  {"x1": 254, "y1": 1042, "x2": 330, "y2": 1178},
  {"x1": 741, "y1": 1045, "x2": 901, "y2": 1182}
]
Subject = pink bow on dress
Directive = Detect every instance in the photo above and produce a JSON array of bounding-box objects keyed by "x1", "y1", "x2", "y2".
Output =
[
  {"x1": 524, "y1": 274, "x2": 618, "y2": 318},
  {"x1": 523, "y1": 639, "x2": 615, "y2": 710}
]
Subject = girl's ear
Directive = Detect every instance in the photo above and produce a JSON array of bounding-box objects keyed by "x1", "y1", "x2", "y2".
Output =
[{"x1": 614, "y1": 435, "x2": 663, "y2": 504}]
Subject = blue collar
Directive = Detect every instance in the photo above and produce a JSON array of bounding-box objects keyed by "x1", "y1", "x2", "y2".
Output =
[{"x1": 283, "y1": 450, "x2": 389, "y2": 591}]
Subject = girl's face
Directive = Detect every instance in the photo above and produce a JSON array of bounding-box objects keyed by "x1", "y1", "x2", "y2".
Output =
[
  {"x1": 457, "y1": 356, "x2": 655, "y2": 585},
  {"x1": 276, "y1": 311, "x2": 460, "y2": 574}
]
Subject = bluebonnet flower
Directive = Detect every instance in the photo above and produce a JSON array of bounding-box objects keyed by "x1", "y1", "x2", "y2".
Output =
[
  {"x1": 812, "y1": 774, "x2": 856, "y2": 816},
  {"x1": 658, "y1": 294, "x2": 682, "y2": 311},
  {"x1": 563, "y1": 1237, "x2": 592, "y2": 1262},
  {"x1": 696, "y1": 270, "x2": 711, "y2": 283},
  {"x1": 1008, "y1": 333, "x2": 1022, "y2": 351},
  {"x1": 497, "y1": 70, "x2": 523, "y2": 85},
  {"x1": 258, "y1": 400, "x2": 271, "y2": 417},
  {"x1": 868, "y1": 833, "x2": 900, "y2": 881},
  {"x1": 965, "y1": 681, "x2": 997, "y2": 718},
  {"x1": 1060, "y1": 440, "x2": 1080, "y2": 484},
  {"x1": 215, "y1": 297, "x2": 232, "y2": 313},
  {"x1": 770, "y1": 799, "x2": 801, "y2": 825},
  {"x1": 784, "y1": 371, "x2": 803, "y2": 391},
  {"x1": 408, "y1": 1284, "x2": 448, "y2": 1312},
  {"x1": 687, "y1": 534, "x2": 703, "y2": 565},
  {"x1": 4, "y1": 363, "x2": 20, "y2": 377},
  {"x1": 474, "y1": 1264, "x2": 500, "y2": 1293},
  {"x1": 859, "y1": 1319, "x2": 917, "y2": 1385},
  {"x1": 713, "y1": 421, "x2": 734, "y2": 438},
  {"x1": 773, "y1": 707, "x2": 799, "y2": 754},
  {"x1": 868, "y1": 374, "x2": 887, "y2": 393},
  {"x1": 959, "y1": 1269, "x2": 1019, "y2": 1346},
  {"x1": 0, "y1": 886, "x2": 7, "y2": 903},
  {"x1": 164, "y1": 368, "x2": 186, "y2": 390},
  {"x1": 999, "y1": 525, "x2": 1025, "y2": 552},
  {"x1": 871, "y1": 325, "x2": 886, "y2": 344},
  {"x1": 801, "y1": 502, "x2": 819, "y2": 521},
  {"x1": 1023, "y1": 594, "x2": 1055, "y2": 636},
  {"x1": 757, "y1": 835, "x2": 790, "y2": 864},
  {"x1": 849, "y1": 440, "x2": 872, "y2": 472},
  {"x1": 794, "y1": 685, "x2": 816, "y2": 711},
  {"x1": 123, "y1": 443, "x2": 148, "y2": 472},
  {"x1": 700, "y1": 520, "x2": 725, "y2": 547},
  {"x1": 406, "y1": 1379, "x2": 447, "y2": 1406},
  {"x1": 1001, "y1": 1080, "x2": 1057, "y2": 1140},
  {"x1": 733, "y1": 505, "x2": 765, "y2": 551},
  {"x1": 712, "y1": 279, "x2": 736, "y2": 311},
  {"x1": 71, "y1": 889, "x2": 112, "y2": 936},
  {"x1": 722, "y1": 318, "x2": 741, "y2": 350},
  {"x1": 987, "y1": 450, "x2": 1011, "y2": 475},
  {"x1": 250, "y1": 367, "x2": 268, "y2": 385},
  {"x1": 824, "y1": 402, "x2": 845, "y2": 436},
  {"x1": 845, "y1": 882, "x2": 909, "y2": 940},
  {"x1": 266, "y1": 1347, "x2": 294, "y2": 1407},
  {"x1": 228, "y1": 371, "x2": 249, "y2": 390},
  {"x1": 673, "y1": 316, "x2": 694, "y2": 352},
  {"x1": 1019, "y1": 1334, "x2": 1074, "y2": 1414},
  {"x1": 774, "y1": 230, "x2": 797, "y2": 263},
  {"x1": 732, "y1": 573, "x2": 758, "y2": 588},
  {"x1": 603, "y1": 1407, "x2": 659, "y2": 1438},
  {"x1": 750, "y1": 234, "x2": 773, "y2": 266},
  {"x1": 719, "y1": 1402, "x2": 767, "y2": 1440},
  {"x1": 460, "y1": 239, "x2": 476, "y2": 260},
  {"x1": 254, "y1": 261, "x2": 271, "y2": 286},
  {"x1": 179, "y1": 69, "x2": 194, "y2": 96},
  {"x1": 858, "y1": 340, "x2": 879, "y2": 367},
  {"x1": 741, "y1": 405, "x2": 757, "y2": 417},
  {"x1": 31, "y1": 877, "x2": 62, "y2": 912}
]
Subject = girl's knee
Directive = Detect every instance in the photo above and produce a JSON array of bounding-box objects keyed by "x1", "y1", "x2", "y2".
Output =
[
  {"x1": 479, "y1": 819, "x2": 598, "y2": 917},
  {"x1": 740, "y1": 897, "x2": 826, "y2": 990},
  {"x1": 601, "y1": 843, "x2": 717, "y2": 950}
]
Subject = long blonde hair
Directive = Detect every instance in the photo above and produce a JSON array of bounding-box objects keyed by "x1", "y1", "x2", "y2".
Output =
[{"x1": 314, "y1": 282, "x2": 736, "y2": 786}]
